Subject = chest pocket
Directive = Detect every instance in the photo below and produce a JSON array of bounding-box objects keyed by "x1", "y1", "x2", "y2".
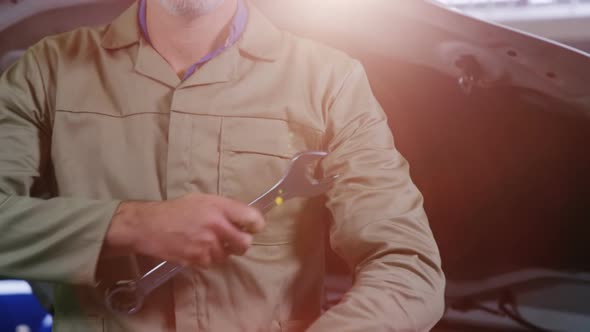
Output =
[{"x1": 220, "y1": 117, "x2": 324, "y2": 245}]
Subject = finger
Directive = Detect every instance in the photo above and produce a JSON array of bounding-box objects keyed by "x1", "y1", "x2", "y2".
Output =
[
  {"x1": 225, "y1": 232, "x2": 253, "y2": 256},
  {"x1": 198, "y1": 250, "x2": 212, "y2": 268},
  {"x1": 207, "y1": 236, "x2": 227, "y2": 264},
  {"x1": 214, "y1": 220, "x2": 253, "y2": 255},
  {"x1": 218, "y1": 198, "x2": 265, "y2": 234},
  {"x1": 181, "y1": 245, "x2": 210, "y2": 268}
]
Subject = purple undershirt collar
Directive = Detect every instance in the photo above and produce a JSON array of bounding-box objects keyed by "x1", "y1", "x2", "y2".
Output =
[{"x1": 138, "y1": 0, "x2": 248, "y2": 80}]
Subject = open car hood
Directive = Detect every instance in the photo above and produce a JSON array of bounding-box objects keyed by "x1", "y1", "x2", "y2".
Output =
[
  {"x1": 1, "y1": 0, "x2": 589, "y2": 279},
  {"x1": 256, "y1": 0, "x2": 590, "y2": 111}
]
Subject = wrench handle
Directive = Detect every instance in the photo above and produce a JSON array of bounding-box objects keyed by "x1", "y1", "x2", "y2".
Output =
[
  {"x1": 137, "y1": 261, "x2": 186, "y2": 295},
  {"x1": 137, "y1": 190, "x2": 278, "y2": 295},
  {"x1": 105, "y1": 194, "x2": 278, "y2": 315},
  {"x1": 248, "y1": 187, "x2": 285, "y2": 214}
]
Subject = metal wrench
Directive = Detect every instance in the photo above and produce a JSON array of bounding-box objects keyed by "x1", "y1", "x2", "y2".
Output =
[{"x1": 105, "y1": 151, "x2": 337, "y2": 315}]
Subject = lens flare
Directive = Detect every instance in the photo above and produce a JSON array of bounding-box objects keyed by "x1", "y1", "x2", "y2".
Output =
[{"x1": 275, "y1": 196, "x2": 284, "y2": 206}]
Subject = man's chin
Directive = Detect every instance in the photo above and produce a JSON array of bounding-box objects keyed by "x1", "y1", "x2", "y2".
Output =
[{"x1": 158, "y1": 0, "x2": 226, "y2": 17}]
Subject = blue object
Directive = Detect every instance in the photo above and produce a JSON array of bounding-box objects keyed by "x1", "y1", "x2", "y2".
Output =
[
  {"x1": 0, "y1": 280, "x2": 50, "y2": 332},
  {"x1": 37, "y1": 315, "x2": 52, "y2": 332}
]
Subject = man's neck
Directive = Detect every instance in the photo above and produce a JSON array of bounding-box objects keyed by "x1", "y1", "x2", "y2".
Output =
[{"x1": 145, "y1": 0, "x2": 238, "y2": 78}]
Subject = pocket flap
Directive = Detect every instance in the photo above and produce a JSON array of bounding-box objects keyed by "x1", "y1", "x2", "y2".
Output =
[{"x1": 222, "y1": 117, "x2": 322, "y2": 158}]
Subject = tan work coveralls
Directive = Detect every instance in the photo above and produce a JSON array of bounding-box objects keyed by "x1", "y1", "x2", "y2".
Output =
[{"x1": 0, "y1": 2, "x2": 445, "y2": 331}]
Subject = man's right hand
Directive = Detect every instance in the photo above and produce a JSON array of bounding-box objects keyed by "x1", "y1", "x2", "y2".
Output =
[{"x1": 103, "y1": 193, "x2": 265, "y2": 268}]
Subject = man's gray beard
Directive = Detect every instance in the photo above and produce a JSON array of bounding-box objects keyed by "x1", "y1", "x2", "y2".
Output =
[{"x1": 158, "y1": 0, "x2": 225, "y2": 16}]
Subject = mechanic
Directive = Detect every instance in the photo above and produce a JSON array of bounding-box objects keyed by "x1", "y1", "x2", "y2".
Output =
[{"x1": 0, "y1": 0, "x2": 445, "y2": 331}]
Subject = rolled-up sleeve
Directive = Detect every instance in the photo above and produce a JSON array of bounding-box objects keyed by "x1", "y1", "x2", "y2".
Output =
[
  {"x1": 0, "y1": 47, "x2": 119, "y2": 285},
  {"x1": 309, "y1": 61, "x2": 445, "y2": 331}
]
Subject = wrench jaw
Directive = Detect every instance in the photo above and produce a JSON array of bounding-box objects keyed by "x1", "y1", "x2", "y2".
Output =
[
  {"x1": 249, "y1": 151, "x2": 333, "y2": 212},
  {"x1": 280, "y1": 151, "x2": 336, "y2": 198},
  {"x1": 288, "y1": 151, "x2": 328, "y2": 185},
  {"x1": 299, "y1": 174, "x2": 340, "y2": 197},
  {"x1": 105, "y1": 280, "x2": 144, "y2": 315}
]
